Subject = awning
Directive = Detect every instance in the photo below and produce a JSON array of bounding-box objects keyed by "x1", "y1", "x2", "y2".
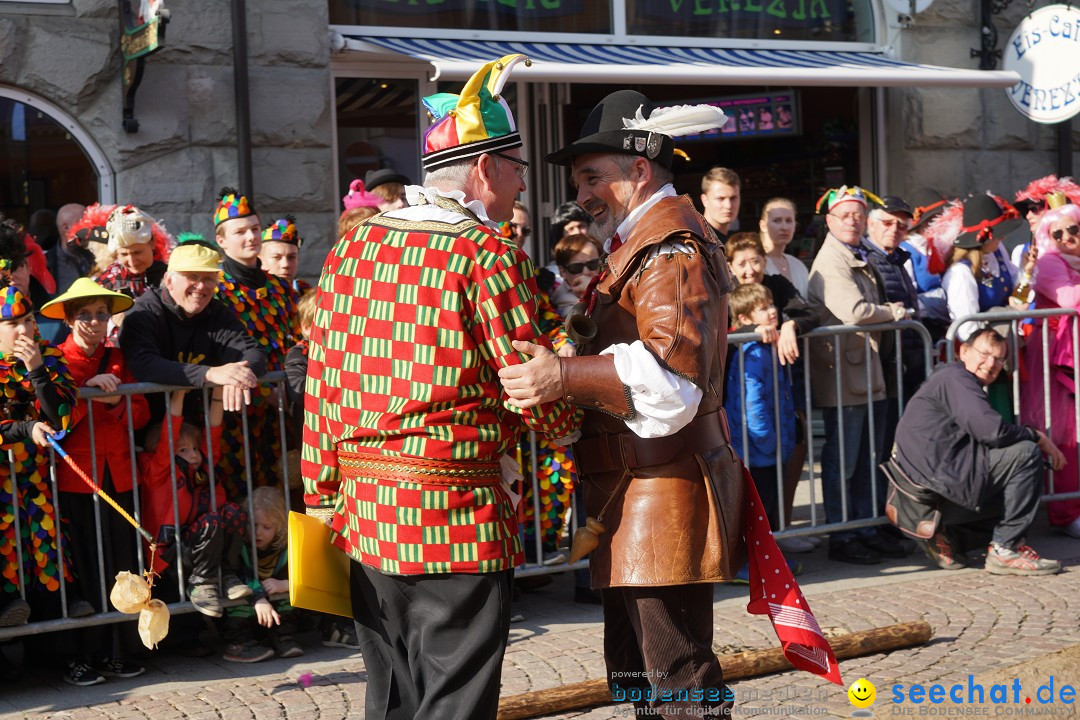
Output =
[{"x1": 344, "y1": 36, "x2": 1019, "y2": 89}]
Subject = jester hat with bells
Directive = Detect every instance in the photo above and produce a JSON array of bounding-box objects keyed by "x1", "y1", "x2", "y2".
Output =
[{"x1": 421, "y1": 54, "x2": 531, "y2": 172}]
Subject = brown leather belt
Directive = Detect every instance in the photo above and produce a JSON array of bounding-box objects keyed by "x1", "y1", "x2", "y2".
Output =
[{"x1": 573, "y1": 410, "x2": 728, "y2": 476}]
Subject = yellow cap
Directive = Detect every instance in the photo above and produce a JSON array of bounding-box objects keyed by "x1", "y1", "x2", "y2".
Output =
[
  {"x1": 39, "y1": 277, "x2": 135, "y2": 320},
  {"x1": 167, "y1": 243, "x2": 221, "y2": 273}
]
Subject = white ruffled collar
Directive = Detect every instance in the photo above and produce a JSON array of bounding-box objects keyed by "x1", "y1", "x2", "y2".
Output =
[{"x1": 404, "y1": 185, "x2": 497, "y2": 231}]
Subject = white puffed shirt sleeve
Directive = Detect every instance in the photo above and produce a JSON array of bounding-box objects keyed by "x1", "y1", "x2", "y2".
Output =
[
  {"x1": 943, "y1": 265, "x2": 981, "y2": 342},
  {"x1": 600, "y1": 341, "x2": 703, "y2": 439}
]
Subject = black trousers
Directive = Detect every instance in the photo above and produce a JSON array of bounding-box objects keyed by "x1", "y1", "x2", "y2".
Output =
[
  {"x1": 350, "y1": 561, "x2": 512, "y2": 720},
  {"x1": 602, "y1": 583, "x2": 732, "y2": 717}
]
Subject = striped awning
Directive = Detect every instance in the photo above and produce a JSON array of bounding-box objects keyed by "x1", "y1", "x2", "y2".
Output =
[{"x1": 344, "y1": 36, "x2": 1019, "y2": 89}]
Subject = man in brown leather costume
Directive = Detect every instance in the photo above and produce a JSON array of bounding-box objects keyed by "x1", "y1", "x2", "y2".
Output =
[{"x1": 500, "y1": 90, "x2": 744, "y2": 717}]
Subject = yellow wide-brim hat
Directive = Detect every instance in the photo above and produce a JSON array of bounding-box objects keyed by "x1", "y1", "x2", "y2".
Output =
[{"x1": 39, "y1": 277, "x2": 135, "y2": 320}]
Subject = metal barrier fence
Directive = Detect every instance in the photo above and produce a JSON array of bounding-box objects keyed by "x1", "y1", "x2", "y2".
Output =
[
  {"x1": 3, "y1": 311, "x2": 1075, "y2": 640},
  {"x1": 728, "y1": 320, "x2": 934, "y2": 537},
  {"x1": 0, "y1": 374, "x2": 297, "y2": 641},
  {"x1": 945, "y1": 308, "x2": 1080, "y2": 503}
]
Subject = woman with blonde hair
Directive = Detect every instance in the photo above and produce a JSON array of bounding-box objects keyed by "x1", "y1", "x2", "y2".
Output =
[{"x1": 759, "y1": 198, "x2": 808, "y2": 297}]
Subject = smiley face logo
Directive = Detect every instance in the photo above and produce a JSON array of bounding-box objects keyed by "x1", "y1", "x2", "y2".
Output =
[{"x1": 848, "y1": 678, "x2": 877, "y2": 709}]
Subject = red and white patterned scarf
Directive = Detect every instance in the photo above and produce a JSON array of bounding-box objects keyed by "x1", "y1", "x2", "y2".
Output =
[{"x1": 743, "y1": 465, "x2": 843, "y2": 685}]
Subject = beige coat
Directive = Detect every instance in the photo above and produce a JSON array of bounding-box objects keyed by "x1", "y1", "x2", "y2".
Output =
[{"x1": 807, "y1": 234, "x2": 895, "y2": 408}]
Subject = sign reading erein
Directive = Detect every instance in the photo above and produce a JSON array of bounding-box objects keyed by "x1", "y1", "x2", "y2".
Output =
[{"x1": 1002, "y1": 4, "x2": 1080, "y2": 124}]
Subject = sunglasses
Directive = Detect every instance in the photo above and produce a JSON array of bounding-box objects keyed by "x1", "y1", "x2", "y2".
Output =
[
  {"x1": 74, "y1": 311, "x2": 112, "y2": 324},
  {"x1": 1051, "y1": 225, "x2": 1080, "y2": 242},
  {"x1": 560, "y1": 258, "x2": 601, "y2": 274}
]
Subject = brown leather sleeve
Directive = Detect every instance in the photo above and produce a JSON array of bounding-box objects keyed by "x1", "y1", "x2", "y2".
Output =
[
  {"x1": 628, "y1": 245, "x2": 723, "y2": 389},
  {"x1": 559, "y1": 355, "x2": 635, "y2": 419}
]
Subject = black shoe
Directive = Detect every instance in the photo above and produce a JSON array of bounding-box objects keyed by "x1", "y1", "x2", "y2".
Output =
[
  {"x1": 860, "y1": 531, "x2": 914, "y2": 558},
  {"x1": 92, "y1": 657, "x2": 146, "y2": 679},
  {"x1": 574, "y1": 586, "x2": 602, "y2": 604},
  {"x1": 828, "y1": 538, "x2": 882, "y2": 565},
  {"x1": 64, "y1": 662, "x2": 105, "y2": 687}
]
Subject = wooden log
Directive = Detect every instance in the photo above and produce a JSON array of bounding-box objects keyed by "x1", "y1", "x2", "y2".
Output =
[{"x1": 497, "y1": 620, "x2": 932, "y2": 720}]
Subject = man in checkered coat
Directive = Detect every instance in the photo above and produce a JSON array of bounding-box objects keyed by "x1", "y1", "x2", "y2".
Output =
[{"x1": 301, "y1": 54, "x2": 579, "y2": 720}]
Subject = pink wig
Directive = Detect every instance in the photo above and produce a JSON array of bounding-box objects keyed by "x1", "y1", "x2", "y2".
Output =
[
  {"x1": 1034, "y1": 204, "x2": 1080, "y2": 255},
  {"x1": 1015, "y1": 175, "x2": 1080, "y2": 206}
]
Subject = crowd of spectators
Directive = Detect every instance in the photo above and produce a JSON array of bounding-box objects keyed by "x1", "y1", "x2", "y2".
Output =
[{"x1": 1, "y1": 165, "x2": 1078, "y2": 687}]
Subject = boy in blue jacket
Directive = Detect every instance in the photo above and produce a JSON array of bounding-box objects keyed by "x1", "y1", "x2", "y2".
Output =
[{"x1": 724, "y1": 283, "x2": 796, "y2": 532}]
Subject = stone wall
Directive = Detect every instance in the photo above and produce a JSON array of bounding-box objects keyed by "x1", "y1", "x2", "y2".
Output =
[
  {"x1": 889, "y1": 0, "x2": 1079, "y2": 200},
  {"x1": 1, "y1": 0, "x2": 335, "y2": 281}
]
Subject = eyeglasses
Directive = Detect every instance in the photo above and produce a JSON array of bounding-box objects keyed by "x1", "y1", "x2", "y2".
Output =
[
  {"x1": 510, "y1": 222, "x2": 532, "y2": 238},
  {"x1": 968, "y1": 344, "x2": 1007, "y2": 366},
  {"x1": 828, "y1": 212, "x2": 865, "y2": 225},
  {"x1": 74, "y1": 311, "x2": 111, "y2": 324},
  {"x1": 877, "y1": 218, "x2": 910, "y2": 230},
  {"x1": 490, "y1": 152, "x2": 529, "y2": 180},
  {"x1": 1051, "y1": 225, "x2": 1080, "y2": 242},
  {"x1": 560, "y1": 258, "x2": 601, "y2": 275}
]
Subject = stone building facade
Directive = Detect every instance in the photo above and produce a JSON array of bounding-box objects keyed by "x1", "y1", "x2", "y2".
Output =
[
  {"x1": 0, "y1": 0, "x2": 336, "y2": 280},
  {"x1": 0, "y1": 0, "x2": 1077, "y2": 279},
  {"x1": 890, "y1": 0, "x2": 1078, "y2": 197}
]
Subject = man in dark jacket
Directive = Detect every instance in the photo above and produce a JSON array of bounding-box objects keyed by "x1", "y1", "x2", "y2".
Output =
[
  {"x1": 892, "y1": 328, "x2": 1064, "y2": 575},
  {"x1": 120, "y1": 237, "x2": 266, "y2": 415}
]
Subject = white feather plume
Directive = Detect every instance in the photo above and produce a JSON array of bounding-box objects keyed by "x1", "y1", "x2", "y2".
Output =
[{"x1": 622, "y1": 104, "x2": 728, "y2": 137}]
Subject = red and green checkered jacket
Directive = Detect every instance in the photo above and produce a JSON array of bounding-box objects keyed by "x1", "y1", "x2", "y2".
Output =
[{"x1": 302, "y1": 201, "x2": 581, "y2": 575}]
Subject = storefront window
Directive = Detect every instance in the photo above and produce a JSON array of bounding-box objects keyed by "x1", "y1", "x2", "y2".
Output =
[
  {"x1": 335, "y1": 77, "x2": 422, "y2": 203},
  {"x1": 627, "y1": 0, "x2": 874, "y2": 43},
  {"x1": 329, "y1": 0, "x2": 612, "y2": 34},
  {"x1": 0, "y1": 97, "x2": 99, "y2": 229}
]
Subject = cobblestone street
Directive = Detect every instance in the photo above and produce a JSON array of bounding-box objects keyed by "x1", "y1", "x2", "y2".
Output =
[{"x1": 3, "y1": 527, "x2": 1077, "y2": 720}]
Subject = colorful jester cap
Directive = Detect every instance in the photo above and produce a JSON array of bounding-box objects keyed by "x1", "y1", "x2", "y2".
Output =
[
  {"x1": 421, "y1": 54, "x2": 531, "y2": 171},
  {"x1": 0, "y1": 281, "x2": 31, "y2": 321},
  {"x1": 213, "y1": 186, "x2": 256, "y2": 227},
  {"x1": 815, "y1": 185, "x2": 884, "y2": 215},
  {"x1": 262, "y1": 214, "x2": 302, "y2": 247}
]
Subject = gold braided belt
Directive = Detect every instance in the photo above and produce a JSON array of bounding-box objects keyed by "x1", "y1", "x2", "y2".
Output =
[{"x1": 338, "y1": 449, "x2": 502, "y2": 487}]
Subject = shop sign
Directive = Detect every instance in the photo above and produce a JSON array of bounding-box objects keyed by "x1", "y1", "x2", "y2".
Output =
[
  {"x1": 1002, "y1": 4, "x2": 1080, "y2": 124},
  {"x1": 666, "y1": 91, "x2": 800, "y2": 142},
  {"x1": 640, "y1": 0, "x2": 837, "y2": 21}
]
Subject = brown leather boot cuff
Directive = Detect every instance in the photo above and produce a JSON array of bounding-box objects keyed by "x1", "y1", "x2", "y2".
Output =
[{"x1": 560, "y1": 355, "x2": 634, "y2": 419}]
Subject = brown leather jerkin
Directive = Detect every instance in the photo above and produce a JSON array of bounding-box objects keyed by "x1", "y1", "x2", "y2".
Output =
[{"x1": 568, "y1": 195, "x2": 747, "y2": 589}]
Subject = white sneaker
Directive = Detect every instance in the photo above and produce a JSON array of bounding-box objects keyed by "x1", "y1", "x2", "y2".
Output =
[
  {"x1": 1063, "y1": 518, "x2": 1080, "y2": 539},
  {"x1": 777, "y1": 537, "x2": 816, "y2": 553}
]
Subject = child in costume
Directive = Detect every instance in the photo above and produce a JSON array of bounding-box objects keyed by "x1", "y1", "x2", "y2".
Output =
[
  {"x1": 86, "y1": 204, "x2": 173, "y2": 349},
  {"x1": 0, "y1": 280, "x2": 78, "y2": 628},
  {"x1": 139, "y1": 387, "x2": 250, "y2": 619},
  {"x1": 222, "y1": 485, "x2": 300, "y2": 663},
  {"x1": 213, "y1": 188, "x2": 301, "y2": 495},
  {"x1": 41, "y1": 279, "x2": 149, "y2": 685}
]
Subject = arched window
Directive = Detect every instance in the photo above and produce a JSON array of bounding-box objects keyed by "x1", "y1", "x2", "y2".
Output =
[{"x1": 0, "y1": 86, "x2": 115, "y2": 231}]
